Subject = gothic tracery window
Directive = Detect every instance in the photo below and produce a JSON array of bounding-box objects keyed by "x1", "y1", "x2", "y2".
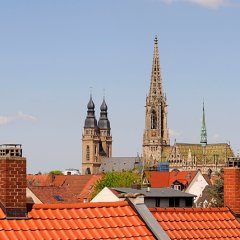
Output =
[{"x1": 151, "y1": 110, "x2": 157, "y2": 129}]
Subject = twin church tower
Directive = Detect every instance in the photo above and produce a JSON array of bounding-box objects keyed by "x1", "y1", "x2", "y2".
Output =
[
  {"x1": 82, "y1": 36, "x2": 169, "y2": 174},
  {"x1": 82, "y1": 96, "x2": 112, "y2": 175}
]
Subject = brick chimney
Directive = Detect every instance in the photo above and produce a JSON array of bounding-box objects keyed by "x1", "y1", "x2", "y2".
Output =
[
  {"x1": 224, "y1": 168, "x2": 240, "y2": 217},
  {"x1": 0, "y1": 144, "x2": 27, "y2": 218}
]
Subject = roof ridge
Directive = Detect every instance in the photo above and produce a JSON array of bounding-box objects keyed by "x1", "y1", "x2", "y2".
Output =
[
  {"x1": 32, "y1": 200, "x2": 128, "y2": 210},
  {"x1": 149, "y1": 207, "x2": 230, "y2": 212}
]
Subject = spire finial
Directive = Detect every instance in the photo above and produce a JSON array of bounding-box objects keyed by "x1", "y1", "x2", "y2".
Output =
[
  {"x1": 90, "y1": 86, "x2": 93, "y2": 98},
  {"x1": 103, "y1": 88, "x2": 105, "y2": 100},
  {"x1": 154, "y1": 35, "x2": 158, "y2": 44},
  {"x1": 200, "y1": 100, "x2": 207, "y2": 147}
]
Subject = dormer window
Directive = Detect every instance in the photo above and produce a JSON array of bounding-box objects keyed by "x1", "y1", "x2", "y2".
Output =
[{"x1": 173, "y1": 184, "x2": 181, "y2": 191}]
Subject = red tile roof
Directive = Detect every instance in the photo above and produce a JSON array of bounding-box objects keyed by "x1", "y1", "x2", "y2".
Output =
[
  {"x1": 27, "y1": 175, "x2": 52, "y2": 186},
  {"x1": 145, "y1": 171, "x2": 197, "y2": 189},
  {"x1": 78, "y1": 175, "x2": 101, "y2": 202},
  {"x1": 29, "y1": 186, "x2": 79, "y2": 204},
  {"x1": 150, "y1": 207, "x2": 240, "y2": 239},
  {"x1": 0, "y1": 201, "x2": 155, "y2": 239},
  {"x1": 27, "y1": 175, "x2": 102, "y2": 203}
]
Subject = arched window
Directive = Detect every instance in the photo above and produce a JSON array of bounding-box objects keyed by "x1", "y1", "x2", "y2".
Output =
[
  {"x1": 86, "y1": 145, "x2": 90, "y2": 161},
  {"x1": 85, "y1": 168, "x2": 91, "y2": 175},
  {"x1": 151, "y1": 110, "x2": 157, "y2": 129}
]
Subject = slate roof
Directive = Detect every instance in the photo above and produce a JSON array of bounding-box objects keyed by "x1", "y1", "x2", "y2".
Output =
[
  {"x1": 150, "y1": 207, "x2": 240, "y2": 239},
  {"x1": 0, "y1": 201, "x2": 155, "y2": 240},
  {"x1": 114, "y1": 187, "x2": 196, "y2": 198},
  {"x1": 145, "y1": 171, "x2": 197, "y2": 189},
  {"x1": 100, "y1": 157, "x2": 142, "y2": 173}
]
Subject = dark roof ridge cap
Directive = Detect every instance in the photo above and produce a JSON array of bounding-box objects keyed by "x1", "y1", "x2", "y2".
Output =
[{"x1": 149, "y1": 207, "x2": 230, "y2": 212}]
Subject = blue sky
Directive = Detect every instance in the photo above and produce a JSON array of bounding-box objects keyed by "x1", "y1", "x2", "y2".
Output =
[{"x1": 0, "y1": 0, "x2": 239, "y2": 173}]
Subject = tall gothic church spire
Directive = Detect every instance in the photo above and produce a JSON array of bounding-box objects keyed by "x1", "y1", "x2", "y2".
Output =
[
  {"x1": 143, "y1": 36, "x2": 169, "y2": 167},
  {"x1": 149, "y1": 36, "x2": 163, "y2": 98},
  {"x1": 200, "y1": 101, "x2": 207, "y2": 146}
]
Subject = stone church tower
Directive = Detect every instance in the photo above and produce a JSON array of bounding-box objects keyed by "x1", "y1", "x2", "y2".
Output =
[
  {"x1": 143, "y1": 36, "x2": 169, "y2": 166},
  {"x1": 82, "y1": 95, "x2": 112, "y2": 175}
]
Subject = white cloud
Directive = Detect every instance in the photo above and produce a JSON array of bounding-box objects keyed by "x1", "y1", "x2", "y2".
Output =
[
  {"x1": 162, "y1": 0, "x2": 239, "y2": 9},
  {"x1": 17, "y1": 111, "x2": 37, "y2": 122},
  {"x1": 0, "y1": 112, "x2": 37, "y2": 125},
  {"x1": 188, "y1": 0, "x2": 231, "y2": 9}
]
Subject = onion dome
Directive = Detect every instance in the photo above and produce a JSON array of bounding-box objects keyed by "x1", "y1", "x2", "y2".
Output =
[
  {"x1": 87, "y1": 95, "x2": 95, "y2": 109},
  {"x1": 98, "y1": 97, "x2": 110, "y2": 129},
  {"x1": 84, "y1": 95, "x2": 98, "y2": 129},
  {"x1": 100, "y1": 98, "x2": 108, "y2": 111}
]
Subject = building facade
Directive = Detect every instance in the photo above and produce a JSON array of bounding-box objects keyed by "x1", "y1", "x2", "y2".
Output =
[{"x1": 82, "y1": 96, "x2": 112, "y2": 175}]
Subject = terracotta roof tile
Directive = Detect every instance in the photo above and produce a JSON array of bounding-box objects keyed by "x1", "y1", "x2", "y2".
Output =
[
  {"x1": 28, "y1": 175, "x2": 101, "y2": 203},
  {"x1": 150, "y1": 207, "x2": 240, "y2": 239},
  {"x1": 0, "y1": 201, "x2": 154, "y2": 239},
  {"x1": 145, "y1": 171, "x2": 197, "y2": 189}
]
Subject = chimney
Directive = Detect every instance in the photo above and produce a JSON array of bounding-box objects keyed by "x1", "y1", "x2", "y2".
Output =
[
  {"x1": 224, "y1": 168, "x2": 240, "y2": 217},
  {"x1": 0, "y1": 144, "x2": 27, "y2": 218}
]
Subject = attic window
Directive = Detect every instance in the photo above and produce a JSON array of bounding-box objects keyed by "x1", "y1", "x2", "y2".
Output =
[
  {"x1": 54, "y1": 195, "x2": 64, "y2": 201},
  {"x1": 173, "y1": 185, "x2": 181, "y2": 191}
]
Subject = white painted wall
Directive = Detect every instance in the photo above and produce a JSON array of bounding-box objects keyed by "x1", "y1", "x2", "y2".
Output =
[
  {"x1": 185, "y1": 171, "x2": 208, "y2": 203},
  {"x1": 26, "y1": 188, "x2": 42, "y2": 204},
  {"x1": 91, "y1": 187, "x2": 120, "y2": 202}
]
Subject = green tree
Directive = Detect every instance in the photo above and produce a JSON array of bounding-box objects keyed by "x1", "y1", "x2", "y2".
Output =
[
  {"x1": 208, "y1": 169, "x2": 224, "y2": 207},
  {"x1": 48, "y1": 170, "x2": 64, "y2": 175},
  {"x1": 92, "y1": 171, "x2": 141, "y2": 198}
]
